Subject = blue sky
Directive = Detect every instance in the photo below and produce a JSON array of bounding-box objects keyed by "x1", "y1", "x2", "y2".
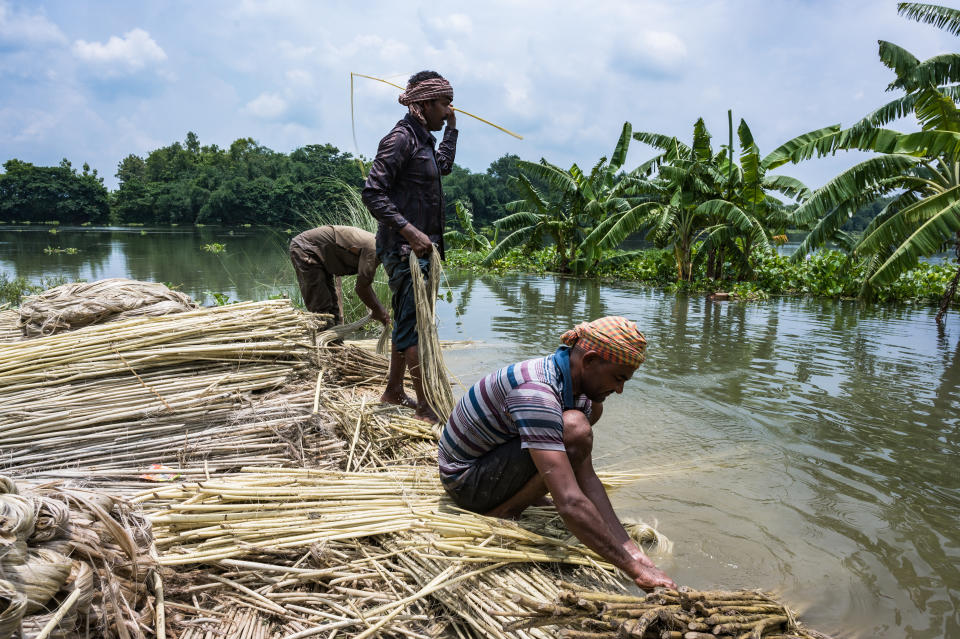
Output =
[{"x1": 1, "y1": 1, "x2": 957, "y2": 190}]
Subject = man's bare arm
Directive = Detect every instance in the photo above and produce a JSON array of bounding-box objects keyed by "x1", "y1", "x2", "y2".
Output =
[
  {"x1": 529, "y1": 448, "x2": 674, "y2": 590},
  {"x1": 354, "y1": 280, "x2": 389, "y2": 325},
  {"x1": 576, "y1": 461, "x2": 659, "y2": 568}
]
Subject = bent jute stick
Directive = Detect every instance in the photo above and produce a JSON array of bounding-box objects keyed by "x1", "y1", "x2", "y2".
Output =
[{"x1": 350, "y1": 71, "x2": 524, "y2": 140}]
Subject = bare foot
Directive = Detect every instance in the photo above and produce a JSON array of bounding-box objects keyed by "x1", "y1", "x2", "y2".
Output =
[
  {"x1": 380, "y1": 391, "x2": 417, "y2": 409},
  {"x1": 413, "y1": 407, "x2": 439, "y2": 424},
  {"x1": 531, "y1": 496, "x2": 554, "y2": 507}
]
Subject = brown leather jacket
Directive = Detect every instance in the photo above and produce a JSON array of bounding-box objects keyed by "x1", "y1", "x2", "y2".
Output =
[{"x1": 362, "y1": 113, "x2": 458, "y2": 258}]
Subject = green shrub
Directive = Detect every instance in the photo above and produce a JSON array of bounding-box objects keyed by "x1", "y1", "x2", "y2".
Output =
[
  {"x1": 443, "y1": 245, "x2": 959, "y2": 308},
  {"x1": 0, "y1": 273, "x2": 70, "y2": 307}
]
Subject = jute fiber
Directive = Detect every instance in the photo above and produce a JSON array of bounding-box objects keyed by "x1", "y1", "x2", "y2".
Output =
[{"x1": 18, "y1": 278, "x2": 197, "y2": 337}]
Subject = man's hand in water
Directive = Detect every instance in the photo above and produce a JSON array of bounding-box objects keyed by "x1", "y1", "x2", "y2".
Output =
[
  {"x1": 633, "y1": 564, "x2": 676, "y2": 591},
  {"x1": 623, "y1": 541, "x2": 676, "y2": 591}
]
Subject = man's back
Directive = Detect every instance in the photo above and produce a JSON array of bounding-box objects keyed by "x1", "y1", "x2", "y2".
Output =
[{"x1": 438, "y1": 348, "x2": 591, "y2": 487}]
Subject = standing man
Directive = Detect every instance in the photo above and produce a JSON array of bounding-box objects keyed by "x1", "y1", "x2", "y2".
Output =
[
  {"x1": 438, "y1": 317, "x2": 677, "y2": 591},
  {"x1": 289, "y1": 225, "x2": 414, "y2": 408},
  {"x1": 362, "y1": 70, "x2": 457, "y2": 424}
]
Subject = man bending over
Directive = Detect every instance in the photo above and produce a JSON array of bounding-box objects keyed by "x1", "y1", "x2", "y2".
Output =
[
  {"x1": 289, "y1": 225, "x2": 413, "y2": 408},
  {"x1": 438, "y1": 316, "x2": 676, "y2": 591}
]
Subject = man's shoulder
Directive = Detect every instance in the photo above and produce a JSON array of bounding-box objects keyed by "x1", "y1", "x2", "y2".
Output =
[
  {"x1": 499, "y1": 354, "x2": 561, "y2": 390},
  {"x1": 331, "y1": 225, "x2": 375, "y2": 248},
  {"x1": 383, "y1": 118, "x2": 418, "y2": 143}
]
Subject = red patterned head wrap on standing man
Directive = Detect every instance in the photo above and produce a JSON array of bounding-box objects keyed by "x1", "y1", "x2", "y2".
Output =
[
  {"x1": 560, "y1": 316, "x2": 647, "y2": 367},
  {"x1": 398, "y1": 77, "x2": 454, "y2": 127}
]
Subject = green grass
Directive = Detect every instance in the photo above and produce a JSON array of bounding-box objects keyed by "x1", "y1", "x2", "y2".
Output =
[{"x1": 0, "y1": 273, "x2": 71, "y2": 307}]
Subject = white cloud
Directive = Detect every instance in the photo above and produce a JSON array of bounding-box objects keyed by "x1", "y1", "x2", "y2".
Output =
[
  {"x1": 285, "y1": 69, "x2": 313, "y2": 87},
  {"x1": 277, "y1": 40, "x2": 315, "y2": 60},
  {"x1": 317, "y1": 33, "x2": 410, "y2": 68},
  {"x1": 428, "y1": 13, "x2": 472, "y2": 35},
  {"x1": 73, "y1": 28, "x2": 167, "y2": 74},
  {"x1": 611, "y1": 29, "x2": 688, "y2": 78},
  {"x1": 0, "y1": 1, "x2": 66, "y2": 49},
  {"x1": 245, "y1": 92, "x2": 288, "y2": 119},
  {"x1": 640, "y1": 31, "x2": 687, "y2": 68}
]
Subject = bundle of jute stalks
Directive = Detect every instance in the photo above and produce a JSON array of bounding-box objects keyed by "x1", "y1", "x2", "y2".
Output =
[
  {"x1": 0, "y1": 299, "x2": 321, "y2": 393},
  {"x1": 318, "y1": 385, "x2": 437, "y2": 470},
  {"x1": 6, "y1": 386, "x2": 345, "y2": 489},
  {"x1": 0, "y1": 475, "x2": 159, "y2": 638},
  {"x1": 496, "y1": 582, "x2": 835, "y2": 639},
  {"x1": 136, "y1": 464, "x2": 673, "y2": 639},
  {"x1": 157, "y1": 540, "x2": 441, "y2": 639},
  {"x1": 1, "y1": 299, "x2": 332, "y2": 480},
  {"x1": 0, "y1": 310, "x2": 19, "y2": 344}
]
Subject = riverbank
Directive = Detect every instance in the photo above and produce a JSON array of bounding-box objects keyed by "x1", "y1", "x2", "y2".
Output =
[{"x1": 445, "y1": 246, "x2": 960, "y2": 309}]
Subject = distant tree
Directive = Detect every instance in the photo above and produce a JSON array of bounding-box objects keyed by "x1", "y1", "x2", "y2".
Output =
[{"x1": 0, "y1": 158, "x2": 109, "y2": 224}]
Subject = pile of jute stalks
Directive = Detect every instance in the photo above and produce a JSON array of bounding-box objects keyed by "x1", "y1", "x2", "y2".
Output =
[
  {"x1": 498, "y1": 582, "x2": 833, "y2": 639},
  {"x1": 0, "y1": 296, "x2": 337, "y2": 485}
]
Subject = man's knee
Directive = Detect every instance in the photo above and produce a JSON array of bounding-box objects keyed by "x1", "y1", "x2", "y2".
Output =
[{"x1": 562, "y1": 410, "x2": 593, "y2": 466}]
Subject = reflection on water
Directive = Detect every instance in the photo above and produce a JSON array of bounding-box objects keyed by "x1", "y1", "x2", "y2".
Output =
[
  {"x1": 0, "y1": 225, "x2": 296, "y2": 304},
  {"x1": 2, "y1": 227, "x2": 958, "y2": 637}
]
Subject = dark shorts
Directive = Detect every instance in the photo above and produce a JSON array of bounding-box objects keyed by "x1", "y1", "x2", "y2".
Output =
[
  {"x1": 443, "y1": 438, "x2": 538, "y2": 513},
  {"x1": 378, "y1": 249, "x2": 429, "y2": 352}
]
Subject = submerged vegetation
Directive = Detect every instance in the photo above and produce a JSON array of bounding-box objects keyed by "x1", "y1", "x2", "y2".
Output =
[
  {"x1": 446, "y1": 245, "x2": 958, "y2": 307},
  {"x1": 201, "y1": 242, "x2": 226, "y2": 254}
]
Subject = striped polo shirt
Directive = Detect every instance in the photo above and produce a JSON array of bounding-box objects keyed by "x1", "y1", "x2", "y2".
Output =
[{"x1": 438, "y1": 347, "x2": 592, "y2": 487}]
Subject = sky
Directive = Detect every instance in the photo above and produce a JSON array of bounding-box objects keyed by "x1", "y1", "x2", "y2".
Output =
[{"x1": 1, "y1": 0, "x2": 958, "y2": 190}]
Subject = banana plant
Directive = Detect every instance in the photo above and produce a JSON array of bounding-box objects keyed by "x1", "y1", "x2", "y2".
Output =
[
  {"x1": 585, "y1": 117, "x2": 814, "y2": 281},
  {"x1": 785, "y1": 3, "x2": 960, "y2": 320},
  {"x1": 443, "y1": 200, "x2": 491, "y2": 252},
  {"x1": 483, "y1": 122, "x2": 639, "y2": 273}
]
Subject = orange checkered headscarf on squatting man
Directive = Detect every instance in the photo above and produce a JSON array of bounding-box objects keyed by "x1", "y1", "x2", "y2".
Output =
[
  {"x1": 560, "y1": 316, "x2": 647, "y2": 367},
  {"x1": 398, "y1": 77, "x2": 454, "y2": 128}
]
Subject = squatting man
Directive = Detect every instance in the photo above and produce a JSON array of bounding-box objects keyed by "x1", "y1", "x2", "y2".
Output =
[{"x1": 438, "y1": 316, "x2": 676, "y2": 591}]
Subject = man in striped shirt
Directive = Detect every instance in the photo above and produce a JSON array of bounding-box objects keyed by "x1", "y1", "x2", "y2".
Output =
[{"x1": 438, "y1": 316, "x2": 675, "y2": 591}]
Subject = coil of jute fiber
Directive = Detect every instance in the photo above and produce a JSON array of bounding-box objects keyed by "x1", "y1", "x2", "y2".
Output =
[
  {"x1": 18, "y1": 278, "x2": 198, "y2": 337},
  {"x1": 0, "y1": 477, "x2": 17, "y2": 496},
  {"x1": 5, "y1": 548, "x2": 73, "y2": 614},
  {"x1": 0, "y1": 578, "x2": 26, "y2": 637},
  {"x1": 66, "y1": 561, "x2": 95, "y2": 616},
  {"x1": 28, "y1": 498, "x2": 70, "y2": 544},
  {"x1": 19, "y1": 602, "x2": 77, "y2": 639},
  {"x1": 0, "y1": 493, "x2": 35, "y2": 548}
]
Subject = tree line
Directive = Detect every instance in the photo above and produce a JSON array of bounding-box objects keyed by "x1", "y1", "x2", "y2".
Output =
[{"x1": 0, "y1": 132, "x2": 528, "y2": 229}]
